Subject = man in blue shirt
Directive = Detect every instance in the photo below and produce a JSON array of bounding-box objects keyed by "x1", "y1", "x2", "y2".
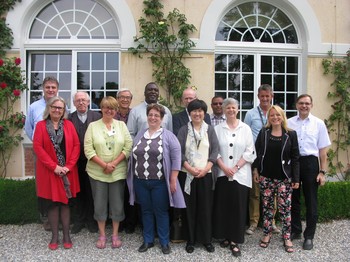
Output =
[{"x1": 244, "y1": 84, "x2": 280, "y2": 235}]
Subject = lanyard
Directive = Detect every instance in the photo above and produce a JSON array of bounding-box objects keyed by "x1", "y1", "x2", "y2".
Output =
[
  {"x1": 257, "y1": 106, "x2": 266, "y2": 126},
  {"x1": 191, "y1": 122, "x2": 201, "y2": 149}
]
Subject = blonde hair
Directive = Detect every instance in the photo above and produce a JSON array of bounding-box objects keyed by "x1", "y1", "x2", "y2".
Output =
[
  {"x1": 265, "y1": 105, "x2": 290, "y2": 131},
  {"x1": 100, "y1": 96, "x2": 118, "y2": 110}
]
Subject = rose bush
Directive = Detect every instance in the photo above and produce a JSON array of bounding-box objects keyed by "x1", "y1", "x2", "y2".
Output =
[{"x1": 0, "y1": 57, "x2": 27, "y2": 177}]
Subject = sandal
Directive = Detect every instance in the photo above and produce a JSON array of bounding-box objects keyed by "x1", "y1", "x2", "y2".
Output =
[
  {"x1": 111, "y1": 235, "x2": 122, "y2": 248},
  {"x1": 259, "y1": 234, "x2": 271, "y2": 248},
  {"x1": 283, "y1": 240, "x2": 294, "y2": 253},
  {"x1": 230, "y1": 242, "x2": 241, "y2": 257},
  {"x1": 96, "y1": 236, "x2": 106, "y2": 249},
  {"x1": 220, "y1": 239, "x2": 230, "y2": 248}
]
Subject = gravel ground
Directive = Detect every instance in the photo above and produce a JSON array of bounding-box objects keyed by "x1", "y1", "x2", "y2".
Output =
[{"x1": 0, "y1": 220, "x2": 349, "y2": 262}]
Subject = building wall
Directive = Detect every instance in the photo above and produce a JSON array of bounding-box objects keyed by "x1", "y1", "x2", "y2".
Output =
[{"x1": 4, "y1": 0, "x2": 350, "y2": 177}]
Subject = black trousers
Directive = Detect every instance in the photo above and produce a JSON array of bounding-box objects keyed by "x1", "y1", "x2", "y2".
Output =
[{"x1": 291, "y1": 155, "x2": 319, "y2": 239}]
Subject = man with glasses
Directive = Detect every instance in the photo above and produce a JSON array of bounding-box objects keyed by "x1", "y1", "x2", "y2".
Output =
[
  {"x1": 172, "y1": 87, "x2": 211, "y2": 136},
  {"x1": 210, "y1": 96, "x2": 225, "y2": 126},
  {"x1": 114, "y1": 89, "x2": 133, "y2": 123},
  {"x1": 25, "y1": 76, "x2": 60, "y2": 231},
  {"x1": 288, "y1": 94, "x2": 331, "y2": 250},
  {"x1": 68, "y1": 92, "x2": 101, "y2": 234}
]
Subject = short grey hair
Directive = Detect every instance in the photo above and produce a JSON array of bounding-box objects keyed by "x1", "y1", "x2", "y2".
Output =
[
  {"x1": 222, "y1": 97, "x2": 240, "y2": 109},
  {"x1": 73, "y1": 91, "x2": 90, "y2": 101},
  {"x1": 117, "y1": 88, "x2": 133, "y2": 98}
]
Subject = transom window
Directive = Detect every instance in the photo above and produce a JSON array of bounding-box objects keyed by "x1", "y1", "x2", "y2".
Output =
[
  {"x1": 215, "y1": 1, "x2": 300, "y2": 119},
  {"x1": 30, "y1": 0, "x2": 118, "y2": 39}
]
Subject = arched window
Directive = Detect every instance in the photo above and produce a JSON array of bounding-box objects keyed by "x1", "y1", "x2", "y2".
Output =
[
  {"x1": 27, "y1": 0, "x2": 120, "y2": 110},
  {"x1": 215, "y1": 1, "x2": 300, "y2": 118}
]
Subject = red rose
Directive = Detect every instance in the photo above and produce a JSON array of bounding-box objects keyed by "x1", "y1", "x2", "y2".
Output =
[
  {"x1": 15, "y1": 58, "x2": 21, "y2": 65},
  {"x1": 0, "y1": 59, "x2": 3, "y2": 66},
  {"x1": 13, "y1": 89, "x2": 21, "y2": 96},
  {"x1": 0, "y1": 125, "x2": 3, "y2": 132},
  {"x1": 0, "y1": 82, "x2": 7, "y2": 89}
]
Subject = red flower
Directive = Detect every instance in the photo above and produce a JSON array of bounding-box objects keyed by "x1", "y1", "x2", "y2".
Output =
[
  {"x1": 0, "y1": 59, "x2": 3, "y2": 66},
  {"x1": 13, "y1": 89, "x2": 21, "y2": 96},
  {"x1": 0, "y1": 82, "x2": 7, "y2": 89},
  {"x1": 0, "y1": 125, "x2": 3, "y2": 132},
  {"x1": 15, "y1": 58, "x2": 21, "y2": 65}
]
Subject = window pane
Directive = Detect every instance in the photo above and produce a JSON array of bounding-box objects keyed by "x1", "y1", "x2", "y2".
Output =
[
  {"x1": 106, "y1": 73, "x2": 119, "y2": 88},
  {"x1": 242, "y1": 74, "x2": 254, "y2": 91},
  {"x1": 60, "y1": 54, "x2": 72, "y2": 71},
  {"x1": 46, "y1": 54, "x2": 58, "y2": 71},
  {"x1": 241, "y1": 93, "x2": 254, "y2": 110},
  {"x1": 261, "y1": 56, "x2": 272, "y2": 72},
  {"x1": 228, "y1": 55, "x2": 240, "y2": 72},
  {"x1": 287, "y1": 57, "x2": 298, "y2": 73},
  {"x1": 77, "y1": 53, "x2": 90, "y2": 70},
  {"x1": 287, "y1": 75, "x2": 298, "y2": 92},
  {"x1": 228, "y1": 74, "x2": 240, "y2": 91},
  {"x1": 58, "y1": 73, "x2": 71, "y2": 91},
  {"x1": 106, "y1": 53, "x2": 119, "y2": 70},
  {"x1": 31, "y1": 54, "x2": 44, "y2": 71},
  {"x1": 77, "y1": 72, "x2": 90, "y2": 89},
  {"x1": 92, "y1": 53, "x2": 104, "y2": 70},
  {"x1": 274, "y1": 75, "x2": 285, "y2": 91},
  {"x1": 286, "y1": 93, "x2": 298, "y2": 110},
  {"x1": 215, "y1": 54, "x2": 227, "y2": 71},
  {"x1": 215, "y1": 74, "x2": 227, "y2": 91},
  {"x1": 274, "y1": 57, "x2": 285, "y2": 73},
  {"x1": 92, "y1": 72, "x2": 104, "y2": 90},
  {"x1": 274, "y1": 93, "x2": 285, "y2": 108},
  {"x1": 242, "y1": 55, "x2": 254, "y2": 72}
]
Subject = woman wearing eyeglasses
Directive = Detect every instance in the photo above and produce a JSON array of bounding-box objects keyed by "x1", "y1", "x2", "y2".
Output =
[
  {"x1": 127, "y1": 104, "x2": 185, "y2": 254},
  {"x1": 33, "y1": 96, "x2": 80, "y2": 250},
  {"x1": 84, "y1": 96, "x2": 132, "y2": 249}
]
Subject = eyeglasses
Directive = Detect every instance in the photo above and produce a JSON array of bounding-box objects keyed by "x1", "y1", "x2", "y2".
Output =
[
  {"x1": 118, "y1": 96, "x2": 132, "y2": 100},
  {"x1": 50, "y1": 105, "x2": 64, "y2": 111},
  {"x1": 297, "y1": 102, "x2": 312, "y2": 106},
  {"x1": 102, "y1": 106, "x2": 116, "y2": 111},
  {"x1": 75, "y1": 99, "x2": 88, "y2": 103},
  {"x1": 212, "y1": 102, "x2": 223, "y2": 106},
  {"x1": 148, "y1": 113, "x2": 161, "y2": 118}
]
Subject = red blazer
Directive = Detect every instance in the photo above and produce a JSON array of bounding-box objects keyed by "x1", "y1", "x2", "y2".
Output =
[{"x1": 33, "y1": 119, "x2": 80, "y2": 204}]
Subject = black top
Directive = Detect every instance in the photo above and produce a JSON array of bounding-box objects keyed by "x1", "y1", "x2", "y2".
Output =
[{"x1": 262, "y1": 135, "x2": 284, "y2": 180}]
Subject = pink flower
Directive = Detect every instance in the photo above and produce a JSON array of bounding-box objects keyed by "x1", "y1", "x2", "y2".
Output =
[
  {"x1": 13, "y1": 89, "x2": 21, "y2": 96},
  {"x1": 15, "y1": 58, "x2": 21, "y2": 65},
  {"x1": 0, "y1": 82, "x2": 7, "y2": 89},
  {"x1": 0, "y1": 59, "x2": 3, "y2": 66}
]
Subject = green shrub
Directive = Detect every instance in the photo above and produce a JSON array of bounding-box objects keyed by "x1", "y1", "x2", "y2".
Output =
[{"x1": 0, "y1": 178, "x2": 39, "y2": 224}]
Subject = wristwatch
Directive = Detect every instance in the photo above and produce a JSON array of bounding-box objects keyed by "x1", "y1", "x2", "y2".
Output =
[
  {"x1": 319, "y1": 169, "x2": 326, "y2": 175},
  {"x1": 236, "y1": 165, "x2": 240, "y2": 170}
]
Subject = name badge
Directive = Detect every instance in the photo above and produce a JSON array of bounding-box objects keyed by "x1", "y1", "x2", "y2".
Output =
[{"x1": 107, "y1": 130, "x2": 116, "y2": 136}]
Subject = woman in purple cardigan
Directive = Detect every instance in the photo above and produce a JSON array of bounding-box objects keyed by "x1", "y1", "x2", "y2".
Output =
[{"x1": 127, "y1": 104, "x2": 185, "y2": 255}]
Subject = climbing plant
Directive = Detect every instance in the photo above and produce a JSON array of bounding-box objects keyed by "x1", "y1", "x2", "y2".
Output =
[
  {"x1": 129, "y1": 0, "x2": 197, "y2": 110},
  {"x1": 322, "y1": 49, "x2": 350, "y2": 180}
]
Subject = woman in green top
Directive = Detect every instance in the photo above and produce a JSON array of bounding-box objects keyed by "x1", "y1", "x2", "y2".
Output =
[{"x1": 84, "y1": 96, "x2": 132, "y2": 249}]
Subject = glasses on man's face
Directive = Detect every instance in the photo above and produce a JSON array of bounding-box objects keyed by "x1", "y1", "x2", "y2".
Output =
[
  {"x1": 50, "y1": 105, "x2": 64, "y2": 111},
  {"x1": 75, "y1": 99, "x2": 88, "y2": 104},
  {"x1": 212, "y1": 102, "x2": 223, "y2": 106},
  {"x1": 298, "y1": 102, "x2": 312, "y2": 106},
  {"x1": 118, "y1": 96, "x2": 132, "y2": 101}
]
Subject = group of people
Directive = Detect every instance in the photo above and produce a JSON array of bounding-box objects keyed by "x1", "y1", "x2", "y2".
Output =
[{"x1": 26, "y1": 77, "x2": 331, "y2": 256}]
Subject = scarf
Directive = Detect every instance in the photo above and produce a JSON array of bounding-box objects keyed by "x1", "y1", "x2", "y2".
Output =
[
  {"x1": 46, "y1": 119, "x2": 72, "y2": 199},
  {"x1": 184, "y1": 121, "x2": 208, "y2": 195}
]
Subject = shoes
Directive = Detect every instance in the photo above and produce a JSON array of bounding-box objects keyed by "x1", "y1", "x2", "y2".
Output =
[
  {"x1": 230, "y1": 242, "x2": 241, "y2": 257},
  {"x1": 272, "y1": 224, "x2": 281, "y2": 234},
  {"x1": 111, "y1": 235, "x2": 122, "y2": 248},
  {"x1": 43, "y1": 221, "x2": 51, "y2": 231},
  {"x1": 203, "y1": 243, "x2": 215, "y2": 253},
  {"x1": 303, "y1": 239, "x2": 313, "y2": 250},
  {"x1": 220, "y1": 239, "x2": 230, "y2": 248},
  {"x1": 259, "y1": 234, "x2": 272, "y2": 248},
  {"x1": 96, "y1": 236, "x2": 107, "y2": 249},
  {"x1": 185, "y1": 242, "x2": 195, "y2": 253},
  {"x1": 291, "y1": 232, "x2": 302, "y2": 240},
  {"x1": 86, "y1": 222, "x2": 98, "y2": 233},
  {"x1": 63, "y1": 242, "x2": 73, "y2": 249},
  {"x1": 161, "y1": 244, "x2": 171, "y2": 254},
  {"x1": 71, "y1": 223, "x2": 84, "y2": 234},
  {"x1": 48, "y1": 242, "x2": 58, "y2": 250},
  {"x1": 246, "y1": 225, "x2": 256, "y2": 235},
  {"x1": 138, "y1": 242, "x2": 154, "y2": 252},
  {"x1": 283, "y1": 240, "x2": 294, "y2": 253}
]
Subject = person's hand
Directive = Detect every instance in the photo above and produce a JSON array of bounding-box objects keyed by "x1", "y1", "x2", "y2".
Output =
[
  {"x1": 54, "y1": 165, "x2": 66, "y2": 176},
  {"x1": 253, "y1": 170, "x2": 259, "y2": 183},
  {"x1": 188, "y1": 166, "x2": 200, "y2": 177},
  {"x1": 221, "y1": 166, "x2": 234, "y2": 178},
  {"x1": 317, "y1": 173, "x2": 326, "y2": 186},
  {"x1": 103, "y1": 162, "x2": 115, "y2": 174},
  {"x1": 170, "y1": 178, "x2": 177, "y2": 193},
  {"x1": 292, "y1": 182, "x2": 299, "y2": 189}
]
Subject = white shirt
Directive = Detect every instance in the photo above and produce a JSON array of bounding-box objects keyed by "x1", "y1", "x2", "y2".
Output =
[
  {"x1": 214, "y1": 120, "x2": 256, "y2": 188},
  {"x1": 288, "y1": 113, "x2": 331, "y2": 157}
]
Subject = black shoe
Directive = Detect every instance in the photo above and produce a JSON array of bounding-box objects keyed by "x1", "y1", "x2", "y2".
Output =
[
  {"x1": 86, "y1": 222, "x2": 98, "y2": 233},
  {"x1": 71, "y1": 223, "x2": 84, "y2": 234},
  {"x1": 204, "y1": 243, "x2": 215, "y2": 253},
  {"x1": 290, "y1": 232, "x2": 302, "y2": 241},
  {"x1": 303, "y1": 239, "x2": 313, "y2": 250},
  {"x1": 185, "y1": 243, "x2": 195, "y2": 253},
  {"x1": 138, "y1": 242, "x2": 154, "y2": 252},
  {"x1": 230, "y1": 243, "x2": 241, "y2": 257},
  {"x1": 161, "y1": 244, "x2": 171, "y2": 254}
]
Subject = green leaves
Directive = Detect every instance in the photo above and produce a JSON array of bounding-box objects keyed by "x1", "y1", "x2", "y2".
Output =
[
  {"x1": 129, "y1": 0, "x2": 197, "y2": 109},
  {"x1": 322, "y1": 49, "x2": 350, "y2": 180}
]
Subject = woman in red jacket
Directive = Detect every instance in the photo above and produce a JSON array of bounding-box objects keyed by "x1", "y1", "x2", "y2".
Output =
[{"x1": 33, "y1": 96, "x2": 80, "y2": 250}]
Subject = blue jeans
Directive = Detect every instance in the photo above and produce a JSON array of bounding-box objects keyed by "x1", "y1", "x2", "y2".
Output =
[{"x1": 134, "y1": 178, "x2": 170, "y2": 245}]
